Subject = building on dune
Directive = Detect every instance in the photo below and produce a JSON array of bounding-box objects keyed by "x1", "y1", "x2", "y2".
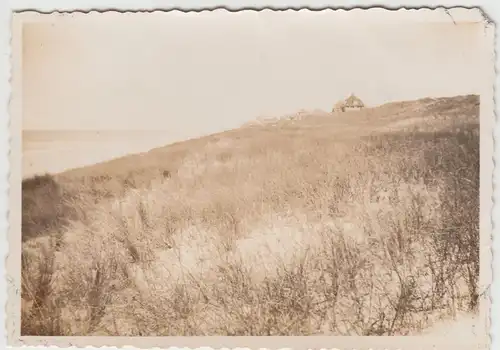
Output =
[
  {"x1": 332, "y1": 93, "x2": 365, "y2": 113},
  {"x1": 332, "y1": 100, "x2": 346, "y2": 113},
  {"x1": 344, "y1": 93, "x2": 365, "y2": 111}
]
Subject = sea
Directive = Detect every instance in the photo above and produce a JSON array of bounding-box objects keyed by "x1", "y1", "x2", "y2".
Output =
[{"x1": 22, "y1": 130, "x2": 181, "y2": 178}]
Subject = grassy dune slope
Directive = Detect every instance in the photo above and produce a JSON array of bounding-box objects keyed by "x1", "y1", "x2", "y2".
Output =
[{"x1": 21, "y1": 95, "x2": 481, "y2": 336}]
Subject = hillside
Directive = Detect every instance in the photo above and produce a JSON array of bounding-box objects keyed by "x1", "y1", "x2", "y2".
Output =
[
  {"x1": 39, "y1": 94, "x2": 477, "y2": 193},
  {"x1": 21, "y1": 95, "x2": 482, "y2": 337}
]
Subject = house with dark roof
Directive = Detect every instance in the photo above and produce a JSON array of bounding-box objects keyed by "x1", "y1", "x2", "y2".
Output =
[
  {"x1": 343, "y1": 93, "x2": 365, "y2": 111},
  {"x1": 332, "y1": 93, "x2": 365, "y2": 113}
]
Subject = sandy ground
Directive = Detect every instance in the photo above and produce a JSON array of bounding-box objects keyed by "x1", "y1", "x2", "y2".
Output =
[{"x1": 128, "y1": 210, "x2": 486, "y2": 341}]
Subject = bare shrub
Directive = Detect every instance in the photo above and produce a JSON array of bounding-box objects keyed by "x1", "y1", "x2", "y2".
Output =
[{"x1": 21, "y1": 237, "x2": 66, "y2": 335}]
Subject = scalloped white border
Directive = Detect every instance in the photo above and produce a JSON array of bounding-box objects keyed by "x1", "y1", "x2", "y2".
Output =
[{"x1": 1, "y1": 2, "x2": 498, "y2": 350}]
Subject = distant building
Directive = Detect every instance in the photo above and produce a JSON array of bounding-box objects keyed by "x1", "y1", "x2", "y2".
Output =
[
  {"x1": 332, "y1": 93, "x2": 365, "y2": 113},
  {"x1": 344, "y1": 93, "x2": 365, "y2": 111},
  {"x1": 332, "y1": 100, "x2": 346, "y2": 113}
]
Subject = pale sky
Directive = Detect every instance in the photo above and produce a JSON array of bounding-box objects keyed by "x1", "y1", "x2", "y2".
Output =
[{"x1": 22, "y1": 9, "x2": 487, "y2": 133}]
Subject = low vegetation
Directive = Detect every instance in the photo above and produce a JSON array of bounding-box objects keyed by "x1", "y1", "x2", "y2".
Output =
[{"x1": 21, "y1": 95, "x2": 481, "y2": 335}]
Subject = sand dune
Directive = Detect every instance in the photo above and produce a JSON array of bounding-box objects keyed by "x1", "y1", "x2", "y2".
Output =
[{"x1": 21, "y1": 95, "x2": 483, "y2": 337}]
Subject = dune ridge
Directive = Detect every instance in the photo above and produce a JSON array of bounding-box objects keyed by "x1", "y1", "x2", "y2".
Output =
[{"x1": 21, "y1": 95, "x2": 483, "y2": 338}]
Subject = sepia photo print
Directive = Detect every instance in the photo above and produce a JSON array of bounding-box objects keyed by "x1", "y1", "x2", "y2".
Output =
[{"x1": 7, "y1": 7, "x2": 494, "y2": 349}]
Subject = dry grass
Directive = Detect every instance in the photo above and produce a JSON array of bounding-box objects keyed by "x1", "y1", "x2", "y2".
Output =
[{"x1": 21, "y1": 95, "x2": 481, "y2": 336}]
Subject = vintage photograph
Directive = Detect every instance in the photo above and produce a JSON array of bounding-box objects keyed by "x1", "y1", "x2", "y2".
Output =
[{"x1": 8, "y1": 7, "x2": 493, "y2": 347}]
